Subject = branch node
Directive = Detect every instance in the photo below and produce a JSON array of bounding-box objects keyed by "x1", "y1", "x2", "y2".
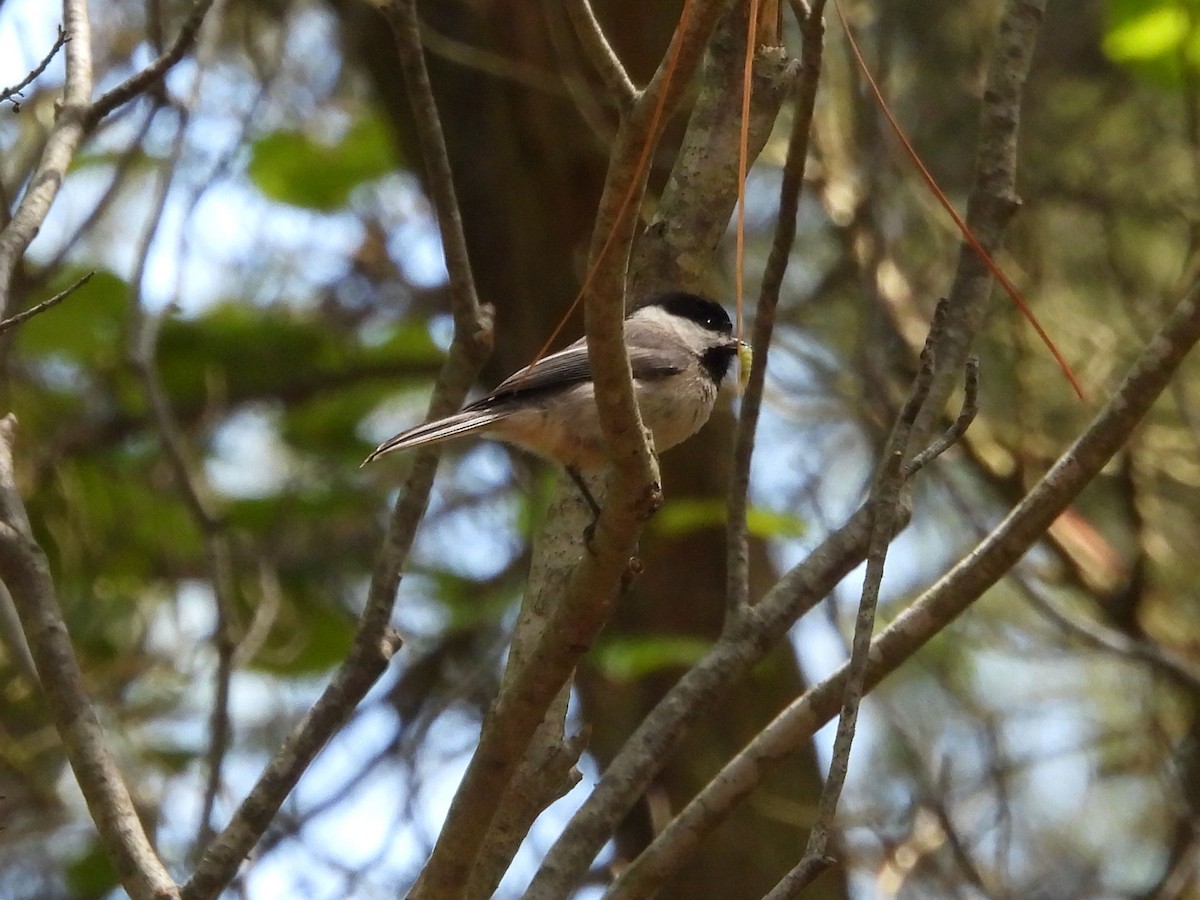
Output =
[{"x1": 904, "y1": 355, "x2": 981, "y2": 479}]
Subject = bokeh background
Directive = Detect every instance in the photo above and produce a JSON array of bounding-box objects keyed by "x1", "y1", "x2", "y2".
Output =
[{"x1": 0, "y1": 0, "x2": 1198, "y2": 897}]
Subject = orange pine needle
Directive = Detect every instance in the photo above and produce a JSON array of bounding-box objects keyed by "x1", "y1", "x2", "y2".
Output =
[
  {"x1": 833, "y1": 0, "x2": 1085, "y2": 401},
  {"x1": 735, "y1": 0, "x2": 763, "y2": 344}
]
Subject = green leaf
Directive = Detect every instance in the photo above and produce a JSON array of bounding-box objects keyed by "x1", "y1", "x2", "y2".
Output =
[
  {"x1": 653, "y1": 498, "x2": 805, "y2": 539},
  {"x1": 247, "y1": 114, "x2": 397, "y2": 210},
  {"x1": 591, "y1": 635, "x2": 712, "y2": 680},
  {"x1": 1105, "y1": 6, "x2": 1189, "y2": 61},
  {"x1": 1104, "y1": 0, "x2": 1200, "y2": 84}
]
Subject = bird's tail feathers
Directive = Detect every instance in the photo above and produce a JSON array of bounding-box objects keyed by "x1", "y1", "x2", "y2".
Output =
[{"x1": 362, "y1": 410, "x2": 508, "y2": 466}]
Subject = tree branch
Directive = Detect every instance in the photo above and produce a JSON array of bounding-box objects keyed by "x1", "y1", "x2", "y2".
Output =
[
  {"x1": 114, "y1": 4, "x2": 238, "y2": 853},
  {"x1": 0, "y1": 418, "x2": 180, "y2": 900},
  {"x1": 0, "y1": 25, "x2": 67, "y2": 111},
  {"x1": 527, "y1": 504, "x2": 891, "y2": 895},
  {"x1": 781, "y1": 315, "x2": 942, "y2": 898},
  {"x1": 582, "y1": 0, "x2": 728, "y2": 528},
  {"x1": 0, "y1": 5, "x2": 177, "y2": 896},
  {"x1": 910, "y1": 0, "x2": 1050, "y2": 448},
  {"x1": 563, "y1": 0, "x2": 637, "y2": 106},
  {"x1": 0, "y1": 271, "x2": 92, "y2": 335},
  {"x1": 84, "y1": 0, "x2": 217, "y2": 130}
]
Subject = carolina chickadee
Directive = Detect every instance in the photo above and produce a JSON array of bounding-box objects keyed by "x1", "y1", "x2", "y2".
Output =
[{"x1": 363, "y1": 291, "x2": 743, "y2": 516}]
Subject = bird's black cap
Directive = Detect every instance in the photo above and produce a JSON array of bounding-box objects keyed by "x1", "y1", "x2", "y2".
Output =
[{"x1": 645, "y1": 291, "x2": 733, "y2": 335}]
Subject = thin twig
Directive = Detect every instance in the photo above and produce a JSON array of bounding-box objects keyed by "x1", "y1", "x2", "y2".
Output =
[
  {"x1": 726, "y1": 0, "x2": 826, "y2": 614},
  {"x1": 904, "y1": 356, "x2": 980, "y2": 478},
  {"x1": 84, "y1": 0, "x2": 216, "y2": 130},
  {"x1": 114, "y1": 0, "x2": 239, "y2": 857},
  {"x1": 908, "y1": 0, "x2": 1053, "y2": 447},
  {"x1": 119, "y1": 1, "x2": 241, "y2": 858},
  {"x1": 540, "y1": 0, "x2": 619, "y2": 145},
  {"x1": 0, "y1": 25, "x2": 68, "y2": 111},
  {"x1": 419, "y1": 14, "x2": 569, "y2": 96},
  {"x1": 0, "y1": 271, "x2": 92, "y2": 335},
  {"x1": 782, "y1": 312, "x2": 944, "y2": 898},
  {"x1": 126, "y1": 180, "x2": 242, "y2": 860},
  {"x1": 376, "y1": 1, "x2": 484, "y2": 336},
  {"x1": 763, "y1": 856, "x2": 834, "y2": 900},
  {"x1": 182, "y1": 0, "x2": 492, "y2": 893},
  {"x1": 162, "y1": 45, "x2": 280, "y2": 318},
  {"x1": 562, "y1": 0, "x2": 637, "y2": 106}
]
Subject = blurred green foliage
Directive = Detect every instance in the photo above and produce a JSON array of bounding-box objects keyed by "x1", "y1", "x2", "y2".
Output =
[
  {"x1": 247, "y1": 114, "x2": 399, "y2": 211},
  {"x1": 64, "y1": 840, "x2": 119, "y2": 900},
  {"x1": 1105, "y1": 0, "x2": 1200, "y2": 83},
  {"x1": 3, "y1": 0, "x2": 1200, "y2": 896},
  {"x1": 591, "y1": 635, "x2": 713, "y2": 681},
  {"x1": 653, "y1": 497, "x2": 806, "y2": 538}
]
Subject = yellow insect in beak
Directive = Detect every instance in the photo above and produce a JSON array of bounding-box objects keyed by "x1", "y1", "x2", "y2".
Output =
[{"x1": 737, "y1": 341, "x2": 753, "y2": 393}]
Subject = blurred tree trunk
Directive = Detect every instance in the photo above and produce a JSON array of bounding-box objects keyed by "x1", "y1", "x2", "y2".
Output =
[{"x1": 331, "y1": 1, "x2": 847, "y2": 894}]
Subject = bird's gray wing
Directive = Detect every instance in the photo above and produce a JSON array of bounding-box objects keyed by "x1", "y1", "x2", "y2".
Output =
[
  {"x1": 466, "y1": 337, "x2": 688, "y2": 411},
  {"x1": 465, "y1": 340, "x2": 592, "y2": 410}
]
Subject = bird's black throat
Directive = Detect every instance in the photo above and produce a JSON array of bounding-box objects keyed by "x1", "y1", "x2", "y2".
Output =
[{"x1": 700, "y1": 343, "x2": 739, "y2": 384}]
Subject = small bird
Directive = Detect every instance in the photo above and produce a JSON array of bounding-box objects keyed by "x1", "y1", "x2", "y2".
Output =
[{"x1": 363, "y1": 291, "x2": 744, "y2": 518}]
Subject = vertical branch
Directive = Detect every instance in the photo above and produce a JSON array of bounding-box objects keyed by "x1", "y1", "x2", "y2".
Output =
[
  {"x1": 726, "y1": 0, "x2": 825, "y2": 613},
  {"x1": 524, "y1": 9, "x2": 800, "y2": 896},
  {"x1": 581, "y1": 0, "x2": 726, "y2": 528},
  {"x1": 771, "y1": 313, "x2": 941, "y2": 898},
  {"x1": 0, "y1": 0, "x2": 93, "y2": 317},
  {"x1": 909, "y1": 0, "x2": 1050, "y2": 446}
]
